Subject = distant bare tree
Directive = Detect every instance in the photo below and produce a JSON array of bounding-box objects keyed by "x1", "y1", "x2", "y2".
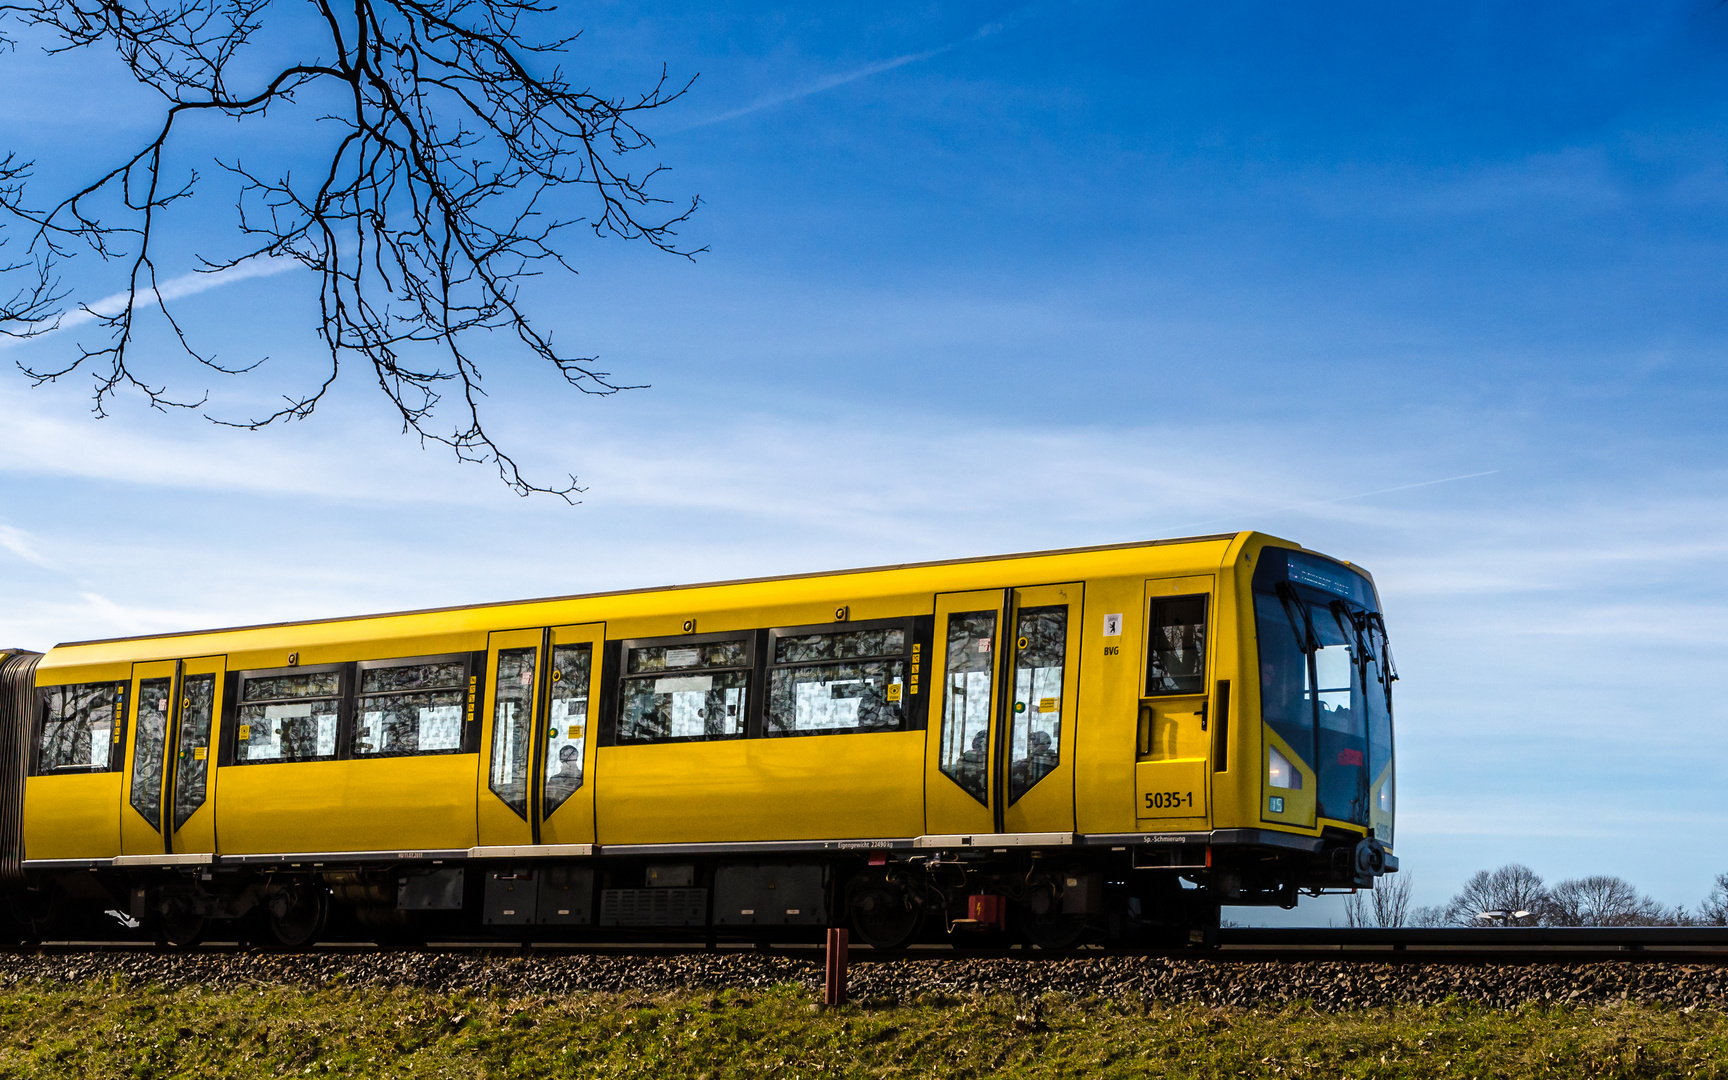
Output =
[
  {"x1": 1544, "y1": 875, "x2": 1670, "y2": 927},
  {"x1": 1443, "y1": 864, "x2": 1548, "y2": 925},
  {"x1": 1344, "y1": 873, "x2": 1414, "y2": 928},
  {"x1": 1408, "y1": 904, "x2": 1449, "y2": 928},
  {"x1": 1700, "y1": 873, "x2": 1728, "y2": 926},
  {"x1": 0, "y1": 0, "x2": 700, "y2": 497}
]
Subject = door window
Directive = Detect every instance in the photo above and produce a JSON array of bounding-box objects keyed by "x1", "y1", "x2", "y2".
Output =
[
  {"x1": 172, "y1": 674, "x2": 215, "y2": 830},
  {"x1": 131, "y1": 677, "x2": 171, "y2": 830},
  {"x1": 1007, "y1": 606, "x2": 1066, "y2": 803},
  {"x1": 489, "y1": 646, "x2": 537, "y2": 819},
  {"x1": 938, "y1": 612, "x2": 996, "y2": 805},
  {"x1": 1146, "y1": 596, "x2": 1207, "y2": 694},
  {"x1": 543, "y1": 643, "x2": 591, "y2": 816}
]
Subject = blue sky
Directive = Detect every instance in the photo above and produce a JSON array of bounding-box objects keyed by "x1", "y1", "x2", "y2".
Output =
[{"x1": 4, "y1": 1, "x2": 1728, "y2": 921}]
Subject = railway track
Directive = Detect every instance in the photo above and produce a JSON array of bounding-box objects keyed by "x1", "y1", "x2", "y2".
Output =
[
  {"x1": 7, "y1": 930, "x2": 1728, "y2": 1010},
  {"x1": 9, "y1": 927, "x2": 1728, "y2": 965}
]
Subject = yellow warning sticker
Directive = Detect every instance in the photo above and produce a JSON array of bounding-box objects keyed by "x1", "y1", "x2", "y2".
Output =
[
  {"x1": 193, "y1": 746, "x2": 208, "y2": 760},
  {"x1": 237, "y1": 724, "x2": 251, "y2": 740},
  {"x1": 568, "y1": 726, "x2": 582, "y2": 738},
  {"x1": 1039, "y1": 697, "x2": 1057, "y2": 713},
  {"x1": 886, "y1": 684, "x2": 903, "y2": 702}
]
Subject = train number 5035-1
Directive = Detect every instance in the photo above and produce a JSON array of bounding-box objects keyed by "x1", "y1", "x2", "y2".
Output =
[{"x1": 1144, "y1": 791, "x2": 1193, "y2": 810}]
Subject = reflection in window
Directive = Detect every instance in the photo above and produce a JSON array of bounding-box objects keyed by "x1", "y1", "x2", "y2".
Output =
[
  {"x1": 768, "y1": 625, "x2": 908, "y2": 738},
  {"x1": 236, "y1": 669, "x2": 340, "y2": 764},
  {"x1": 1008, "y1": 606, "x2": 1066, "y2": 803},
  {"x1": 131, "y1": 677, "x2": 170, "y2": 829},
  {"x1": 938, "y1": 611, "x2": 995, "y2": 804},
  {"x1": 38, "y1": 682, "x2": 124, "y2": 773},
  {"x1": 489, "y1": 646, "x2": 536, "y2": 819},
  {"x1": 619, "y1": 637, "x2": 751, "y2": 744},
  {"x1": 627, "y1": 640, "x2": 748, "y2": 674},
  {"x1": 173, "y1": 674, "x2": 215, "y2": 830},
  {"x1": 354, "y1": 660, "x2": 467, "y2": 758},
  {"x1": 775, "y1": 628, "x2": 905, "y2": 664},
  {"x1": 544, "y1": 643, "x2": 591, "y2": 816},
  {"x1": 1146, "y1": 596, "x2": 1207, "y2": 695},
  {"x1": 243, "y1": 671, "x2": 339, "y2": 701}
]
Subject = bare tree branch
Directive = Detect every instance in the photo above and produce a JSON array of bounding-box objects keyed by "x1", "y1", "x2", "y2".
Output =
[{"x1": 0, "y1": 0, "x2": 700, "y2": 497}]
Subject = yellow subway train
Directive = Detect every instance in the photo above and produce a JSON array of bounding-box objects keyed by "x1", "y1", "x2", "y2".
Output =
[{"x1": 0, "y1": 530, "x2": 1397, "y2": 947}]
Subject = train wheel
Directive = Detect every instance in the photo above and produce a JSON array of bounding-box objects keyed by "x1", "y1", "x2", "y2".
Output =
[
  {"x1": 7, "y1": 893, "x2": 56, "y2": 945},
  {"x1": 847, "y1": 877, "x2": 921, "y2": 950},
  {"x1": 267, "y1": 881, "x2": 329, "y2": 948},
  {"x1": 155, "y1": 903, "x2": 206, "y2": 950},
  {"x1": 1016, "y1": 882, "x2": 1086, "y2": 950}
]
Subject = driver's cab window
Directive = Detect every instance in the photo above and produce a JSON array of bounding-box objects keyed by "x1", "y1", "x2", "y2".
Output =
[{"x1": 1145, "y1": 596, "x2": 1207, "y2": 695}]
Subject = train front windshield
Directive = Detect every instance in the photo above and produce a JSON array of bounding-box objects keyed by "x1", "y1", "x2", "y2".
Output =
[{"x1": 1252, "y1": 549, "x2": 1395, "y2": 842}]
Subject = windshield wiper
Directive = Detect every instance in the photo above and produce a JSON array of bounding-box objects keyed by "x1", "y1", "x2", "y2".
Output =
[
  {"x1": 1366, "y1": 611, "x2": 1397, "y2": 683},
  {"x1": 1274, "y1": 582, "x2": 1319, "y2": 654}
]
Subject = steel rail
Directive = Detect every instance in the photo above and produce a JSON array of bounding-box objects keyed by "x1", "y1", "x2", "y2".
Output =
[{"x1": 5, "y1": 927, "x2": 1728, "y2": 965}]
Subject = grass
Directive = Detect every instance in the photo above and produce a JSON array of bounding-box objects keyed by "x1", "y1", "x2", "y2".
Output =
[{"x1": 0, "y1": 980, "x2": 1723, "y2": 1078}]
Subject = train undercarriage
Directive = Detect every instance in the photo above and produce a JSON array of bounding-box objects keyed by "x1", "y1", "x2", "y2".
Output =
[{"x1": 5, "y1": 834, "x2": 1393, "y2": 949}]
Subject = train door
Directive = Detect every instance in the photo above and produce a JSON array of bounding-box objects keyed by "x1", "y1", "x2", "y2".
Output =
[
  {"x1": 925, "y1": 584, "x2": 1082, "y2": 836},
  {"x1": 1135, "y1": 576, "x2": 1215, "y2": 829},
  {"x1": 477, "y1": 624, "x2": 604, "y2": 848},
  {"x1": 120, "y1": 655, "x2": 226, "y2": 855}
]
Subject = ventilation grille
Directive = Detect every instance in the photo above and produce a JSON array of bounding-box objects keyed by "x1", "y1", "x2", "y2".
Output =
[{"x1": 599, "y1": 887, "x2": 707, "y2": 927}]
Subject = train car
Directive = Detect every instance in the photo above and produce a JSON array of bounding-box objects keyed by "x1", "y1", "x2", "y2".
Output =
[{"x1": 0, "y1": 530, "x2": 1397, "y2": 948}]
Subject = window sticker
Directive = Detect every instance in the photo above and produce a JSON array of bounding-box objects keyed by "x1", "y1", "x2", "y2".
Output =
[
  {"x1": 1103, "y1": 614, "x2": 1123, "y2": 636},
  {"x1": 656, "y1": 675, "x2": 713, "y2": 694}
]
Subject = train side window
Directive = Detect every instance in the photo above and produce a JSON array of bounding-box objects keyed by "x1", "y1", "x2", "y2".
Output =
[
  {"x1": 36, "y1": 681, "x2": 126, "y2": 773},
  {"x1": 1146, "y1": 595, "x2": 1208, "y2": 695},
  {"x1": 233, "y1": 667, "x2": 342, "y2": 764},
  {"x1": 765, "y1": 621, "x2": 911, "y2": 737},
  {"x1": 617, "y1": 634, "x2": 752, "y2": 744},
  {"x1": 352, "y1": 656, "x2": 469, "y2": 758}
]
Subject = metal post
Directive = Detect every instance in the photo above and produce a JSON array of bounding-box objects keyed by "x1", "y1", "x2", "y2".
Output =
[{"x1": 824, "y1": 927, "x2": 849, "y2": 1006}]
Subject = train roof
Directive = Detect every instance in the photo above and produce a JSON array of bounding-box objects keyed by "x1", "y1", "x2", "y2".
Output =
[{"x1": 36, "y1": 530, "x2": 1362, "y2": 675}]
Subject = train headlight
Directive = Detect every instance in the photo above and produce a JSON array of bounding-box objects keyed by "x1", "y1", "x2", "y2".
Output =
[{"x1": 1268, "y1": 746, "x2": 1302, "y2": 790}]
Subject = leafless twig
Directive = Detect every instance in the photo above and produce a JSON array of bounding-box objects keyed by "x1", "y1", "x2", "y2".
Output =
[{"x1": 0, "y1": 0, "x2": 700, "y2": 497}]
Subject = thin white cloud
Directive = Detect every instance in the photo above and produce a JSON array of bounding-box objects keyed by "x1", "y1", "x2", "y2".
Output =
[
  {"x1": 1, "y1": 255, "x2": 299, "y2": 347},
  {"x1": 0, "y1": 524, "x2": 51, "y2": 568}
]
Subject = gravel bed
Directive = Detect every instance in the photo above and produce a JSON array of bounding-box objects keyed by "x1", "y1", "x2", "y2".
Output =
[{"x1": 2, "y1": 949, "x2": 1727, "y2": 1010}]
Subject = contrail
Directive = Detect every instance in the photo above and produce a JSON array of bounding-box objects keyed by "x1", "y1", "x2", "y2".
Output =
[
  {"x1": 1176, "y1": 470, "x2": 1502, "y2": 531},
  {"x1": 682, "y1": 6, "x2": 1039, "y2": 130},
  {"x1": 0, "y1": 255, "x2": 298, "y2": 348}
]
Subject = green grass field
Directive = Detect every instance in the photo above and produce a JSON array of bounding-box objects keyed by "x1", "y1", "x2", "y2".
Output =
[{"x1": 0, "y1": 981, "x2": 1724, "y2": 1079}]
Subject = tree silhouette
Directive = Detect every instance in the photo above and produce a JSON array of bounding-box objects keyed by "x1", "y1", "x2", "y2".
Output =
[{"x1": 0, "y1": 0, "x2": 699, "y2": 497}]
